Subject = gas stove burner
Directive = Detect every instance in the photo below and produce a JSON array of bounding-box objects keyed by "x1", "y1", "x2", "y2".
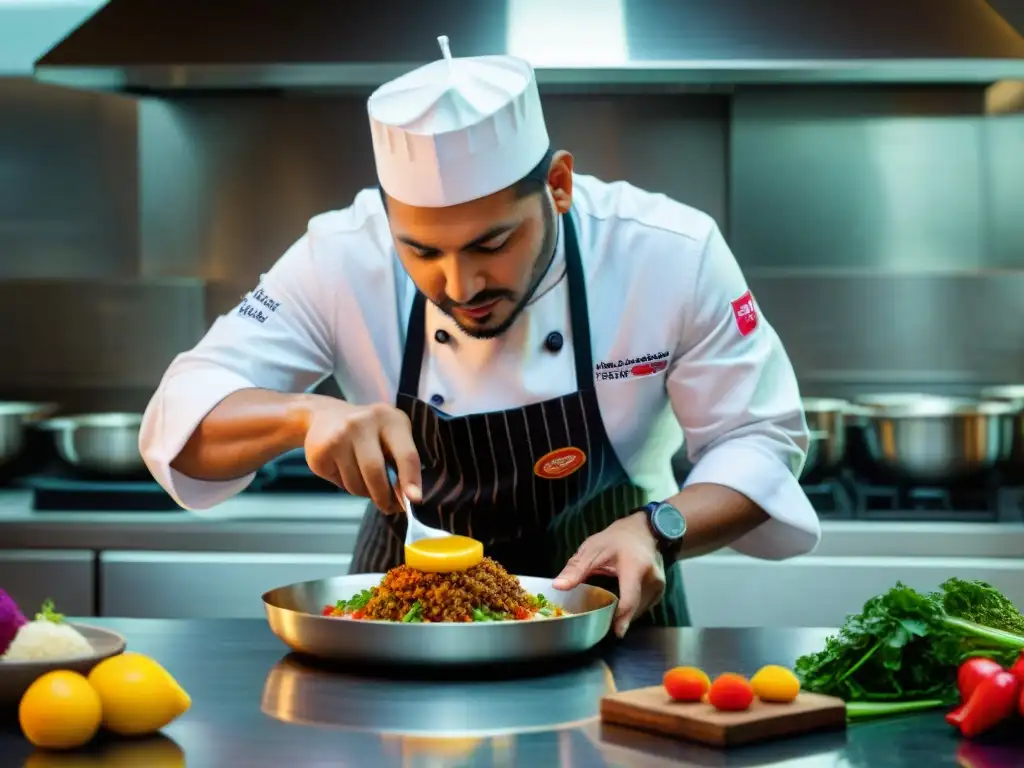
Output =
[
  {"x1": 801, "y1": 480, "x2": 855, "y2": 519},
  {"x1": 849, "y1": 481, "x2": 1024, "y2": 522},
  {"x1": 856, "y1": 483, "x2": 997, "y2": 513},
  {"x1": 800, "y1": 470, "x2": 1023, "y2": 522},
  {"x1": 27, "y1": 476, "x2": 181, "y2": 512}
]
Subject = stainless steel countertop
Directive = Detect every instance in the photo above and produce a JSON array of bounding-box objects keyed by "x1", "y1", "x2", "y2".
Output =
[
  {"x1": 0, "y1": 620, "x2": 995, "y2": 767},
  {"x1": 0, "y1": 490, "x2": 1022, "y2": 557}
]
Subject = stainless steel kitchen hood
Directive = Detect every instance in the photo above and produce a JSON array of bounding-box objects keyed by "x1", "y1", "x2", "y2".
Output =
[{"x1": 33, "y1": 0, "x2": 1024, "y2": 93}]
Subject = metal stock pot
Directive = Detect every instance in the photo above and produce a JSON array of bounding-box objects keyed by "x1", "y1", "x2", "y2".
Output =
[
  {"x1": 848, "y1": 395, "x2": 1018, "y2": 483},
  {"x1": 980, "y1": 386, "x2": 1024, "y2": 467},
  {"x1": 801, "y1": 398, "x2": 849, "y2": 476}
]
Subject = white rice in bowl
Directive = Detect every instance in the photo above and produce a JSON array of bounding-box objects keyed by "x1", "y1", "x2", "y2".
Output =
[{"x1": 1, "y1": 620, "x2": 93, "y2": 661}]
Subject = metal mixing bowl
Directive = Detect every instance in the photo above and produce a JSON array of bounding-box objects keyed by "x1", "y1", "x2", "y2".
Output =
[
  {"x1": 36, "y1": 412, "x2": 146, "y2": 476},
  {"x1": 851, "y1": 396, "x2": 1018, "y2": 484},
  {"x1": 0, "y1": 401, "x2": 58, "y2": 468}
]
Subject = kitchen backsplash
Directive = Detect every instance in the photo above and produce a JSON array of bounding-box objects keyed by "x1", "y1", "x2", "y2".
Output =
[{"x1": 0, "y1": 76, "x2": 1022, "y2": 409}]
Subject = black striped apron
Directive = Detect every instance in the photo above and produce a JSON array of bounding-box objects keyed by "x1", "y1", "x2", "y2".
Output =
[{"x1": 350, "y1": 211, "x2": 690, "y2": 627}]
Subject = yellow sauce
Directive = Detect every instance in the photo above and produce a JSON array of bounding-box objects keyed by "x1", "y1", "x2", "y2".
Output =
[{"x1": 404, "y1": 535, "x2": 484, "y2": 573}]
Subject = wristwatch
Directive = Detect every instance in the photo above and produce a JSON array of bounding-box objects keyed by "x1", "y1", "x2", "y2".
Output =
[{"x1": 638, "y1": 501, "x2": 687, "y2": 561}]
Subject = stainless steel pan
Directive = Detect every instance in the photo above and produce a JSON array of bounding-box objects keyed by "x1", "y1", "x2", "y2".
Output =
[
  {"x1": 263, "y1": 573, "x2": 616, "y2": 666},
  {"x1": 848, "y1": 396, "x2": 1018, "y2": 483},
  {"x1": 0, "y1": 401, "x2": 58, "y2": 468},
  {"x1": 35, "y1": 412, "x2": 145, "y2": 476}
]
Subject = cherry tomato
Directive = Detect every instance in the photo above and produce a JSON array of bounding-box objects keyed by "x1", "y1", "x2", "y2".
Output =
[
  {"x1": 708, "y1": 673, "x2": 755, "y2": 712},
  {"x1": 663, "y1": 667, "x2": 711, "y2": 702}
]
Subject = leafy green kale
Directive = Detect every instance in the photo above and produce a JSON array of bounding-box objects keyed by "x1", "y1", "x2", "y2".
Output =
[
  {"x1": 937, "y1": 577, "x2": 1024, "y2": 636},
  {"x1": 794, "y1": 579, "x2": 1024, "y2": 715}
]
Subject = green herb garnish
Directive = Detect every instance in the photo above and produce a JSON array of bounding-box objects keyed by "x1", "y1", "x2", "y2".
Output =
[
  {"x1": 336, "y1": 588, "x2": 375, "y2": 613},
  {"x1": 471, "y1": 607, "x2": 509, "y2": 622},
  {"x1": 36, "y1": 599, "x2": 64, "y2": 624},
  {"x1": 794, "y1": 579, "x2": 1024, "y2": 711},
  {"x1": 533, "y1": 593, "x2": 555, "y2": 616},
  {"x1": 402, "y1": 601, "x2": 423, "y2": 623}
]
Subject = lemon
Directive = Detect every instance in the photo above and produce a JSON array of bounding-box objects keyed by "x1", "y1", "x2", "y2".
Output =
[
  {"x1": 87, "y1": 652, "x2": 191, "y2": 735},
  {"x1": 405, "y1": 535, "x2": 483, "y2": 573},
  {"x1": 19, "y1": 670, "x2": 102, "y2": 750},
  {"x1": 751, "y1": 664, "x2": 801, "y2": 703}
]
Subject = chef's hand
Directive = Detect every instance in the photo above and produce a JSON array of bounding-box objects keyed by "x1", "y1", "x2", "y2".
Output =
[
  {"x1": 552, "y1": 512, "x2": 666, "y2": 638},
  {"x1": 303, "y1": 400, "x2": 422, "y2": 514}
]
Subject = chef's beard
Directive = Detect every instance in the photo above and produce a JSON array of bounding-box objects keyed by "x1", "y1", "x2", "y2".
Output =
[{"x1": 436, "y1": 197, "x2": 558, "y2": 340}]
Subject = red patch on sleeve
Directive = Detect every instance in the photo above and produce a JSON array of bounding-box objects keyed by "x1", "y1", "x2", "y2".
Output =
[{"x1": 730, "y1": 291, "x2": 758, "y2": 336}]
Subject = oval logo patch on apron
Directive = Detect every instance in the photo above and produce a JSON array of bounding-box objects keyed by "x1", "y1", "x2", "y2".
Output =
[{"x1": 534, "y1": 447, "x2": 587, "y2": 480}]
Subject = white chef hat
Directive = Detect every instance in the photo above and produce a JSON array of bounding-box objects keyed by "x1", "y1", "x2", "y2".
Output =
[{"x1": 367, "y1": 35, "x2": 550, "y2": 208}]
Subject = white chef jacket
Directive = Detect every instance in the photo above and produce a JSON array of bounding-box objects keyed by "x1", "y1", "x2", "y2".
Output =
[{"x1": 139, "y1": 173, "x2": 820, "y2": 561}]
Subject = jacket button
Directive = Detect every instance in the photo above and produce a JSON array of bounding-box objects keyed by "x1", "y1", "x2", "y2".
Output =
[
  {"x1": 434, "y1": 329, "x2": 450, "y2": 344},
  {"x1": 430, "y1": 393, "x2": 445, "y2": 406},
  {"x1": 544, "y1": 331, "x2": 564, "y2": 353}
]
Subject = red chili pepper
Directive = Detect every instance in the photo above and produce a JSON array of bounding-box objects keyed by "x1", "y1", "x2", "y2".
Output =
[
  {"x1": 351, "y1": 610, "x2": 365, "y2": 620},
  {"x1": 957, "y1": 671, "x2": 1020, "y2": 739},
  {"x1": 1008, "y1": 651, "x2": 1024, "y2": 685},
  {"x1": 945, "y1": 704, "x2": 965, "y2": 727},
  {"x1": 514, "y1": 606, "x2": 531, "y2": 620},
  {"x1": 957, "y1": 658, "x2": 1005, "y2": 703},
  {"x1": 321, "y1": 605, "x2": 333, "y2": 616}
]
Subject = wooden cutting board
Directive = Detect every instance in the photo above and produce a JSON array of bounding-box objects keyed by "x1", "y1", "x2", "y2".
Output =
[{"x1": 600, "y1": 686, "x2": 847, "y2": 747}]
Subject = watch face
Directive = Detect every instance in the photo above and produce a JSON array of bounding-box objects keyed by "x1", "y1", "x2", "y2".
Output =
[{"x1": 654, "y1": 504, "x2": 686, "y2": 539}]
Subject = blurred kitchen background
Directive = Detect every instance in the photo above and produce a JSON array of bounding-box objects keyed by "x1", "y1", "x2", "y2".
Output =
[{"x1": 1, "y1": 0, "x2": 1023, "y2": 624}]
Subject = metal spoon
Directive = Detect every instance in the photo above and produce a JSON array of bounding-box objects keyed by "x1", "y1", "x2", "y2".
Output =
[{"x1": 385, "y1": 465, "x2": 450, "y2": 546}]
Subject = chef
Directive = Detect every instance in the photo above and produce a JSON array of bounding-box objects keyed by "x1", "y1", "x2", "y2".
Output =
[{"x1": 139, "y1": 36, "x2": 820, "y2": 637}]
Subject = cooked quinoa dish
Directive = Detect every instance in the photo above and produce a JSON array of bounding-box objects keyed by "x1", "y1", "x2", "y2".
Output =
[{"x1": 322, "y1": 558, "x2": 568, "y2": 623}]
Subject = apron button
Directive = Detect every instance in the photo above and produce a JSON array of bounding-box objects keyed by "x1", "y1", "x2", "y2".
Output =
[
  {"x1": 430, "y1": 393, "x2": 445, "y2": 406},
  {"x1": 544, "y1": 331, "x2": 564, "y2": 353},
  {"x1": 434, "y1": 329, "x2": 451, "y2": 344}
]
